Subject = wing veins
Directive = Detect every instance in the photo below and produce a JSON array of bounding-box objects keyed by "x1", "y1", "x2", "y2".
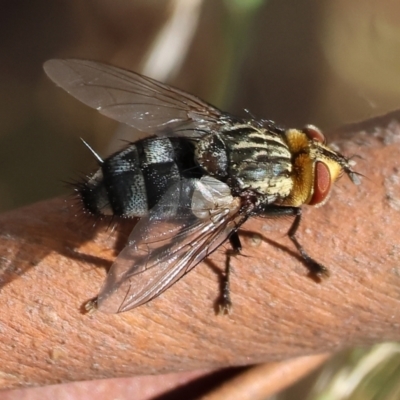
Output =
[{"x1": 69, "y1": 61, "x2": 210, "y2": 110}]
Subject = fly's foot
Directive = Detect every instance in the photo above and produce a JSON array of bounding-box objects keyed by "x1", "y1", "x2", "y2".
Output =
[
  {"x1": 83, "y1": 297, "x2": 98, "y2": 314},
  {"x1": 304, "y1": 257, "x2": 330, "y2": 279},
  {"x1": 218, "y1": 297, "x2": 233, "y2": 315},
  {"x1": 219, "y1": 262, "x2": 233, "y2": 314}
]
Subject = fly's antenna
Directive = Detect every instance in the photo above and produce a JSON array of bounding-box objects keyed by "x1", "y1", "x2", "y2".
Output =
[
  {"x1": 80, "y1": 138, "x2": 104, "y2": 164},
  {"x1": 319, "y1": 147, "x2": 362, "y2": 185},
  {"x1": 345, "y1": 168, "x2": 363, "y2": 185}
]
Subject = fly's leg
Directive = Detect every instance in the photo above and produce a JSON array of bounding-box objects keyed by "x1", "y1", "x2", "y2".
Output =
[
  {"x1": 83, "y1": 297, "x2": 98, "y2": 314},
  {"x1": 219, "y1": 231, "x2": 241, "y2": 315},
  {"x1": 260, "y1": 206, "x2": 329, "y2": 278},
  {"x1": 287, "y1": 208, "x2": 329, "y2": 277}
]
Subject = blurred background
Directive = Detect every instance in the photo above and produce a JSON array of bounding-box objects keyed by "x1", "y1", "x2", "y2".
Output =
[
  {"x1": 1, "y1": 0, "x2": 400, "y2": 398},
  {"x1": 3, "y1": 0, "x2": 400, "y2": 213}
]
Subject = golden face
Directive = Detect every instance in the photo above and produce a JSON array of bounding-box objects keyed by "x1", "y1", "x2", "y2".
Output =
[{"x1": 281, "y1": 125, "x2": 359, "y2": 208}]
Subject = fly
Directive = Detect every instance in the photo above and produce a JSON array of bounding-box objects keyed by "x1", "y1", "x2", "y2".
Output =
[{"x1": 43, "y1": 59, "x2": 360, "y2": 314}]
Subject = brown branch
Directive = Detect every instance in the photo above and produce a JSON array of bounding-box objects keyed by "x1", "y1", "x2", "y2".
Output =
[
  {"x1": 201, "y1": 354, "x2": 331, "y2": 400},
  {"x1": 1, "y1": 111, "x2": 400, "y2": 390}
]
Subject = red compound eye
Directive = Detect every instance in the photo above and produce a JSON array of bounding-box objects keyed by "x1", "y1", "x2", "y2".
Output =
[
  {"x1": 309, "y1": 161, "x2": 331, "y2": 205},
  {"x1": 303, "y1": 124, "x2": 326, "y2": 144}
]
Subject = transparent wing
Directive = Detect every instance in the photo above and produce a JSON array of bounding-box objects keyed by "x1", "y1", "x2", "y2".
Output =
[
  {"x1": 44, "y1": 59, "x2": 228, "y2": 138},
  {"x1": 97, "y1": 176, "x2": 244, "y2": 313}
]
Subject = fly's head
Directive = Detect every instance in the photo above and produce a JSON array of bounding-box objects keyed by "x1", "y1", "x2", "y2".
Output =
[{"x1": 281, "y1": 124, "x2": 360, "y2": 208}]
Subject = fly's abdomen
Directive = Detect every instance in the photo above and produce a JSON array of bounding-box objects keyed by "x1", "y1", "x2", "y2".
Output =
[
  {"x1": 101, "y1": 144, "x2": 148, "y2": 217},
  {"x1": 78, "y1": 138, "x2": 181, "y2": 218},
  {"x1": 139, "y1": 139, "x2": 180, "y2": 210}
]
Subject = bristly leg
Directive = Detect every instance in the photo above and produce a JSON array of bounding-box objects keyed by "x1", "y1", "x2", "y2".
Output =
[
  {"x1": 260, "y1": 205, "x2": 329, "y2": 278},
  {"x1": 287, "y1": 208, "x2": 329, "y2": 278},
  {"x1": 218, "y1": 231, "x2": 242, "y2": 315}
]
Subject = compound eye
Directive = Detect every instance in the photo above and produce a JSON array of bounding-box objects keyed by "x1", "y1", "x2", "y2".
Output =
[
  {"x1": 303, "y1": 124, "x2": 326, "y2": 144},
  {"x1": 309, "y1": 161, "x2": 331, "y2": 205}
]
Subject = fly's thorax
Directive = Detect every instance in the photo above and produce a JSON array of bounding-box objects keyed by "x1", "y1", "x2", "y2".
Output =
[
  {"x1": 281, "y1": 126, "x2": 348, "y2": 207},
  {"x1": 226, "y1": 127, "x2": 294, "y2": 202},
  {"x1": 194, "y1": 133, "x2": 228, "y2": 177},
  {"x1": 195, "y1": 127, "x2": 294, "y2": 203}
]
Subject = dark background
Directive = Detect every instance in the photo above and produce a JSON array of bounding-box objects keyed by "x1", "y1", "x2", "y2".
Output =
[{"x1": 1, "y1": 0, "x2": 399, "y2": 213}]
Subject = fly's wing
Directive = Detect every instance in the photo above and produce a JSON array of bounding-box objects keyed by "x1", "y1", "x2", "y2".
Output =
[
  {"x1": 97, "y1": 176, "x2": 244, "y2": 313},
  {"x1": 43, "y1": 59, "x2": 229, "y2": 138}
]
